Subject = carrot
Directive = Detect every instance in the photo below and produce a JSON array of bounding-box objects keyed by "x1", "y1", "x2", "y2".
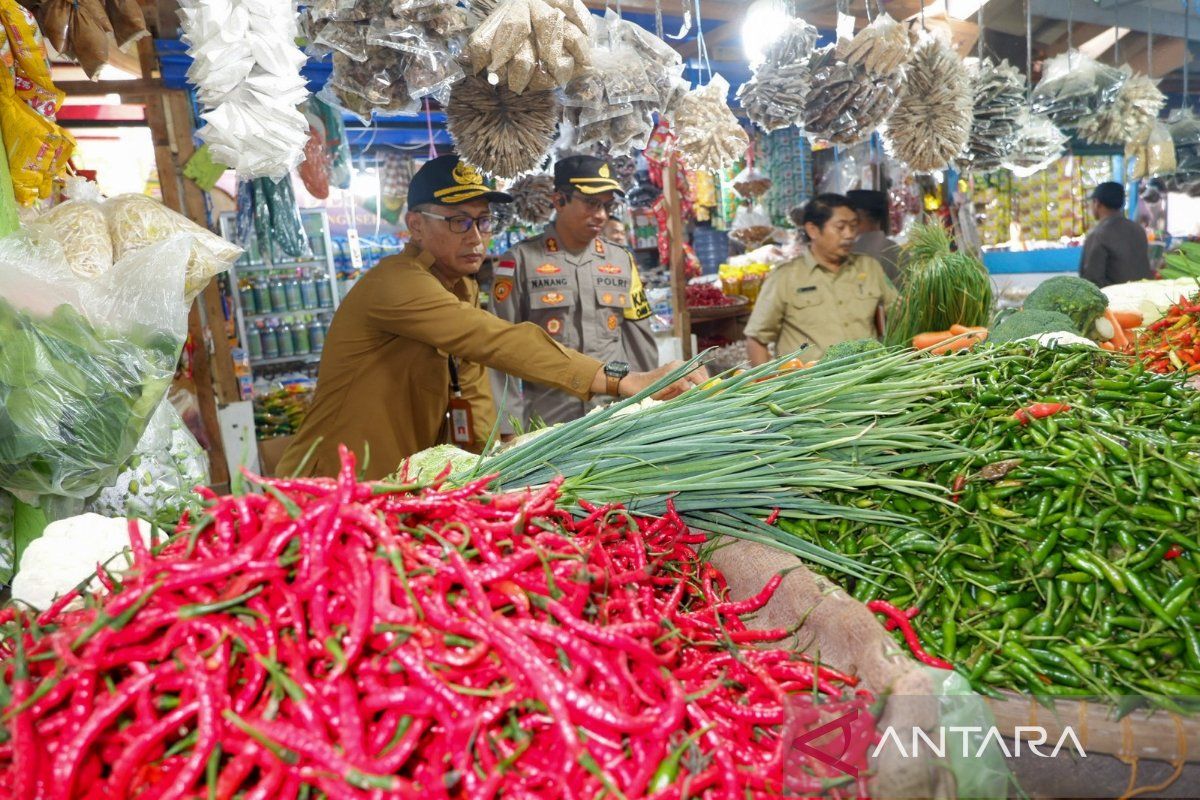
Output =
[
  {"x1": 931, "y1": 332, "x2": 987, "y2": 355},
  {"x1": 912, "y1": 331, "x2": 953, "y2": 349},
  {"x1": 1098, "y1": 341, "x2": 1116, "y2": 352},
  {"x1": 1110, "y1": 310, "x2": 1143, "y2": 330},
  {"x1": 949, "y1": 324, "x2": 988, "y2": 336},
  {"x1": 1104, "y1": 310, "x2": 1131, "y2": 349}
]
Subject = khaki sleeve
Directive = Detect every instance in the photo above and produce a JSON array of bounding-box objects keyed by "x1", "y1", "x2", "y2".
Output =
[
  {"x1": 366, "y1": 269, "x2": 601, "y2": 399},
  {"x1": 743, "y1": 267, "x2": 788, "y2": 346},
  {"x1": 487, "y1": 247, "x2": 526, "y2": 434}
]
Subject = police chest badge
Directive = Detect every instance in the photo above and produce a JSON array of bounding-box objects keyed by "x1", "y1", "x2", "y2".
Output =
[
  {"x1": 607, "y1": 314, "x2": 619, "y2": 331},
  {"x1": 545, "y1": 318, "x2": 563, "y2": 336},
  {"x1": 493, "y1": 279, "x2": 513, "y2": 302}
]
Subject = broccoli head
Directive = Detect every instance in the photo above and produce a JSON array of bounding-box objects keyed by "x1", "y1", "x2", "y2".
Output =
[
  {"x1": 989, "y1": 309, "x2": 1079, "y2": 345},
  {"x1": 1022, "y1": 276, "x2": 1108, "y2": 334},
  {"x1": 822, "y1": 338, "x2": 886, "y2": 361}
]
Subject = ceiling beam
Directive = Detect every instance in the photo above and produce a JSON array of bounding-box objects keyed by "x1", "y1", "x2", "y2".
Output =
[
  {"x1": 1042, "y1": 22, "x2": 1111, "y2": 57},
  {"x1": 1128, "y1": 37, "x2": 1189, "y2": 79},
  {"x1": 1032, "y1": 0, "x2": 1200, "y2": 43},
  {"x1": 580, "y1": 0, "x2": 744, "y2": 23}
]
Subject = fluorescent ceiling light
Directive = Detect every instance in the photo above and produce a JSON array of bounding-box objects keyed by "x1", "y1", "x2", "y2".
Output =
[
  {"x1": 742, "y1": 0, "x2": 790, "y2": 67},
  {"x1": 1078, "y1": 26, "x2": 1130, "y2": 60}
]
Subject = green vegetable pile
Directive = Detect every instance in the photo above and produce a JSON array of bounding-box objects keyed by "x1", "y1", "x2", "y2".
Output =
[
  {"x1": 0, "y1": 299, "x2": 180, "y2": 498},
  {"x1": 988, "y1": 309, "x2": 1078, "y2": 344},
  {"x1": 1161, "y1": 241, "x2": 1200, "y2": 280},
  {"x1": 1022, "y1": 275, "x2": 1109, "y2": 335},
  {"x1": 884, "y1": 224, "x2": 993, "y2": 347},
  {"x1": 822, "y1": 338, "x2": 886, "y2": 361},
  {"x1": 782, "y1": 345, "x2": 1200, "y2": 708}
]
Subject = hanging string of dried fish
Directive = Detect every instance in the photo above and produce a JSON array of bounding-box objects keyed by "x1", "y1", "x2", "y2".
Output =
[
  {"x1": 737, "y1": 18, "x2": 817, "y2": 132},
  {"x1": 507, "y1": 173, "x2": 556, "y2": 224},
  {"x1": 958, "y1": 57, "x2": 1024, "y2": 173},
  {"x1": 446, "y1": 74, "x2": 562, "y2": 179},
  {"x1": 836, "y1": 12, "x2": 912, "y2": 76},
  {"x1": 1002, "y1": 109, "x2": 1068, "y2": 177},
  {"x1": 1030, "y1": 50, "x2": 1127, "y2": 131},
  {"x1": 1077, "y1": 70, "x2": 1165, "y2": 145},
  {"x1": 466, "y1": 0, "x2": 593, "y2": 93},
  {"x1": 801, "y1": 45, "x2": 901, "y2": 145},
  {"x1": 668, "y1": 74, "x2": 749, "y2": 172},
  {"x1": 884, "y1": 37, "x2": 972, "y2": 173}
]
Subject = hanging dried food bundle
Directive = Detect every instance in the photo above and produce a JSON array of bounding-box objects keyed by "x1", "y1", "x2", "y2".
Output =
[
  {"x1": 563, "y1": 10, "x2": 684, "y2": 153},
  {"x1": 668, "y1": 74, "x2": 749, "y2": 172},
  {"x1": 737, "y1": 18, "x2": 817, "y2": 132},
  {"x1": 731, "y1": 165, "x2": 772, "y2": 199},
  {"x1": 1031, "y1": 50, "x2": 1127, "y2": 131},
  {"x1": 1126, "y1": 120, "x2": 1176, "y2": 180},
  {"x1": 729, "y1": 204, "x2": 775, "y2": 249},
  {"x1": 308, "y1": 0, "x2": 468, "y2": 118},
  {"x1": 836, "y1": 12, "x2": 912, "y2": 76},
  {"x1": 1164, "y1": 109, "x2": 1200, "y2": 190},
  {"x1": 508, "y1": 172, "x2": 556, "y2": 224},
  {"x1": 958, "y1": 57, "x2": 1024, "y2": 173},
  {"x1": 446, "y1": 74, "x2": 561, "y2": 179},
  {"x1": 37, "y1": 0, "x2": 147, "y2": 78},
  {"x1": 884, "y1": 37, "x2": 972, "y2": 173},
  {"x1": 179, "y1": 0, "x2": 309, "y2": 178},
  {"x1": 1078, "y1": 70, "x2": 1165, "y2": 145},
  {"x1": 1002, "y1": 109, "x2": 1068, "y2": 178},
  {"x1": 466, "y1": 0, "x2": 593, "y2": 93},
  {"x1": 802, "y1": 46, "x2": 901, "y2": 145}
]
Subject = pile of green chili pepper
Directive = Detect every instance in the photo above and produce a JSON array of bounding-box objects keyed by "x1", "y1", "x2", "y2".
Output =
[{"x1": 782, "y1": 344, "x2": 1200, "y2": 709}]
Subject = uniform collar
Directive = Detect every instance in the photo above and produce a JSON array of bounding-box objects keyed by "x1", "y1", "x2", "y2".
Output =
[
  {"x1": 544, "y1": 224, "x2": 601, "y2": 257},
  {"x1": 800, "y1": 248, "x2": 855, "y2": 275},
  {"x1": 402, "y1": 243, "x2": 438, "y2": 270}
]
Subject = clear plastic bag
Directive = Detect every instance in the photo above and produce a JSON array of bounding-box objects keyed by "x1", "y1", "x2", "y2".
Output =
[
  {"x1": 1002, "y1": 109, "x2": 1067, "y2": 178},
  {"x1": 104, "y1": 194, "x2": 242, "y2": 304},
  {"x1": 836, "y1": 11, "x2": 911, "y2": 76},
  {"x1": 0, "y1": 228, "x2": 190, "y2": 499},
  {"x1": 729, "y1": 204, "x2": 774, "y2": 249},
  {"x1": 256, "y1": 175, "x2": 311, "y2": 260},
  {"x1": 1127, "y1": 120, "x2": 1177, "y2": 180},
  {"x1": 669, "y1": 75, "x2": 749, "y2": 172},
  {"x1": 88, "y1": 399, "x2": 209, "y2": 528},
  {"x1": 731, "y1": 166, "x2": 772, "y2": 199},
  {"x1": 958, "y1": 57, "x2": 1024, "y2": 173},
  {"x1": 1079, "y1": 70, "x2": 1164, "y2": 146},
  {"x1": 1031, "y1": 50, "x2": 1127, "y2": 130},
  {"x1": 30, "y1": 178, "x2": 112, "y2": 278},
  {"x1": 315, "y1": 19, "x2": 371, "y2": 61},
  {"x1": 802, "y1": 45, "x2": 900, "y2": 146}
]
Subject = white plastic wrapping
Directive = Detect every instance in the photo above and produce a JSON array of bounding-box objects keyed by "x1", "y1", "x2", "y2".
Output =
[
  {"x1": 466, "y1": 0, "x2": 592, "y2": 93},
  {"x1": 836, "y1": 12, "x2": 912, "y2": 76},
  {"x1": 1126, "y1": 120, "x2": 1176, "y2": 180},
  {"x1": 179, "y1": 0, "x2": 310, "y2": 178}
]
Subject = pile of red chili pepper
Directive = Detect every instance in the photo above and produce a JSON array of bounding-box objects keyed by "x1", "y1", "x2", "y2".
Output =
[
  {"x1": 685, "y1": 283, "x2": 740, "y2": 308},
  {"x1": 1128, "y1": 293, "x2": 1200, "y2": 374},
  {"x1": 0, "y1": 448, "x2": 877, "y2": 799}
]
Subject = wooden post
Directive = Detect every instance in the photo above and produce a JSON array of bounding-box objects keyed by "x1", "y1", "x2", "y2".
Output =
[
  {"x1": 138, "y1": 38, "x2": 233, "y2": 488},
  {"x1": 663, "y1": 153, "x2": 692, "y2": 359}
]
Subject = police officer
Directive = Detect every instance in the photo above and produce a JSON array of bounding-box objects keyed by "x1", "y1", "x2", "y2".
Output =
[
  {"x1": 490, "y1": 155, "x2": 659, "y2": 434},
  {"x1": 277, "y1": 154, "x2": 705, "y2": 479}
]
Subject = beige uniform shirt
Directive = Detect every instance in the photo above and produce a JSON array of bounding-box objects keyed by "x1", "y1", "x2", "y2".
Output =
[
  {"x1": 277, "y1": 245, "x2": 602, "y2": 479},
  {"x1": 744, "y1": 251, "x2": 898, "y2": 361},
  {"x1": 489, "y1": 226, "x2": 658, "y2": 434}
]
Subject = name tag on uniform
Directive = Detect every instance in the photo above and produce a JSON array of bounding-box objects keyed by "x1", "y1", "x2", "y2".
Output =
[
  {"x1": 797, "y1": 286, "x2": 818, "y2": 293},
  {"x1": 448, "y1": 396, "x2": 474, "y2": 447}
]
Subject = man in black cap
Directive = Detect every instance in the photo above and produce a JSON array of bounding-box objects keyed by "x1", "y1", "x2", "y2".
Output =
[
  {"x1": 278, "y1": 154, "x2": 704, "y2": 478},
  {"x1": 847, "y1": 189, "x2": 901, "y2": 283},
  {"x1": 489, "y1": 154, "x2": 660, "y2": 436},
  {"x1": 1080, "y1": 182, "x2": 1152, "y2": 289}
]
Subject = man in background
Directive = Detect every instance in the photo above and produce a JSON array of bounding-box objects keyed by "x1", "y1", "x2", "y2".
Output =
[
  {"x1": 602, "y1": 218, "x2": 629, "y2": 247},
  {"x1": 847, "y1": 189, "x2": 901, "y2": 282},
  {"x1": 490, "y1": 155, "x2": 660, "y2": 435},
  {"x1": 744, "y1": 194, "x2": 897, "y2": 364},
  {"x1": 1080, "y1": 182, "x2": 1152, "y2": 288}
]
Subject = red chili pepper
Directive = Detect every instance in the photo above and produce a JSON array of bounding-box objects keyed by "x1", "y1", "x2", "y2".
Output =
[
  {"x1": 867, "y1": 600, "x2": 955, "y2": 670},
  {"x1": 1165, "y1": 545, "x2": 1185, "y2": 560},
  {"x1": 1013, "y1": 402, "x2": 1071, "y2": 425},
  {"x1": 950, "y1": 474, "x2": 967, "y2": 503}
]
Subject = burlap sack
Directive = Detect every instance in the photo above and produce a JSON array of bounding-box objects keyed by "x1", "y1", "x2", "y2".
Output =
[{"x1": 706, "y1": 538, "x2": 957, "y2": 799}]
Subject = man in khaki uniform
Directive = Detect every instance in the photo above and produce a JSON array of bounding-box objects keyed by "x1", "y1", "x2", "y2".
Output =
[
  {"x1": 745, "y1": 193, "x2": 898, "y2": 364},
  {"x1": 490, "y1": 155, "x2": 659, "y2": 435},
  {"x1": 277, "y1": 155, "x2": 704, "y2": 480}
]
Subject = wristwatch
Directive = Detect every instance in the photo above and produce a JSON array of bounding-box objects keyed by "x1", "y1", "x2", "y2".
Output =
[{"x1": 604, "y1": 361, "x2": 630, "y2": 396}]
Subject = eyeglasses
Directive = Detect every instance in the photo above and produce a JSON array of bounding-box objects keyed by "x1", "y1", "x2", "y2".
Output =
[
  {"x1": 571, "y1": 193, "x2": 623, "y2": 216},
  {"x1": 419, "y1": 210, "x2": 498, "y2": 234}
]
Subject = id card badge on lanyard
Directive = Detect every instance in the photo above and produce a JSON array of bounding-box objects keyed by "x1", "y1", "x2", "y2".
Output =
[{"x1": 447, "y1": 356, "x2": 474, "y2": 447}]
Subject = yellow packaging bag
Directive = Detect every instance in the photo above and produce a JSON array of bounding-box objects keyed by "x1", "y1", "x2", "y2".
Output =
[
  {"x1": 0, "y1": 0, "x2": 65, "y2": 119},
  {"x1": 0, "y1": 87, "x2": 74, "y2": 205}
]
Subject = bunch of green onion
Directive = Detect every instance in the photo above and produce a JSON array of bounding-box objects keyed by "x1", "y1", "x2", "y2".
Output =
[
  {"x1": 469, "y1": 348, "x2": 996, "y2": 578},
  {"x1": 884, "y1": 224, "x2": 993, "y2": 347}
]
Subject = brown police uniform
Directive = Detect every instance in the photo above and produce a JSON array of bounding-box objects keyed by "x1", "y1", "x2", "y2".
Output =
[
  {"x1": 744, "y1": 251, "x2": 898, "y2": 361},
  {"x1": 488, "y1": 226, "x2": 658, "y2": 433}
]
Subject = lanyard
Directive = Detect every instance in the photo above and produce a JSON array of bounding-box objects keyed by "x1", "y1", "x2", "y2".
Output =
[{"x1": 448, "y1": 356, "x2": 462, "y2": 396}]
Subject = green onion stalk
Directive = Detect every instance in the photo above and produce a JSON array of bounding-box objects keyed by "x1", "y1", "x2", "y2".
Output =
[{"x1": 462, "y1": 348, "x2": 1008, "y2": 579}]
